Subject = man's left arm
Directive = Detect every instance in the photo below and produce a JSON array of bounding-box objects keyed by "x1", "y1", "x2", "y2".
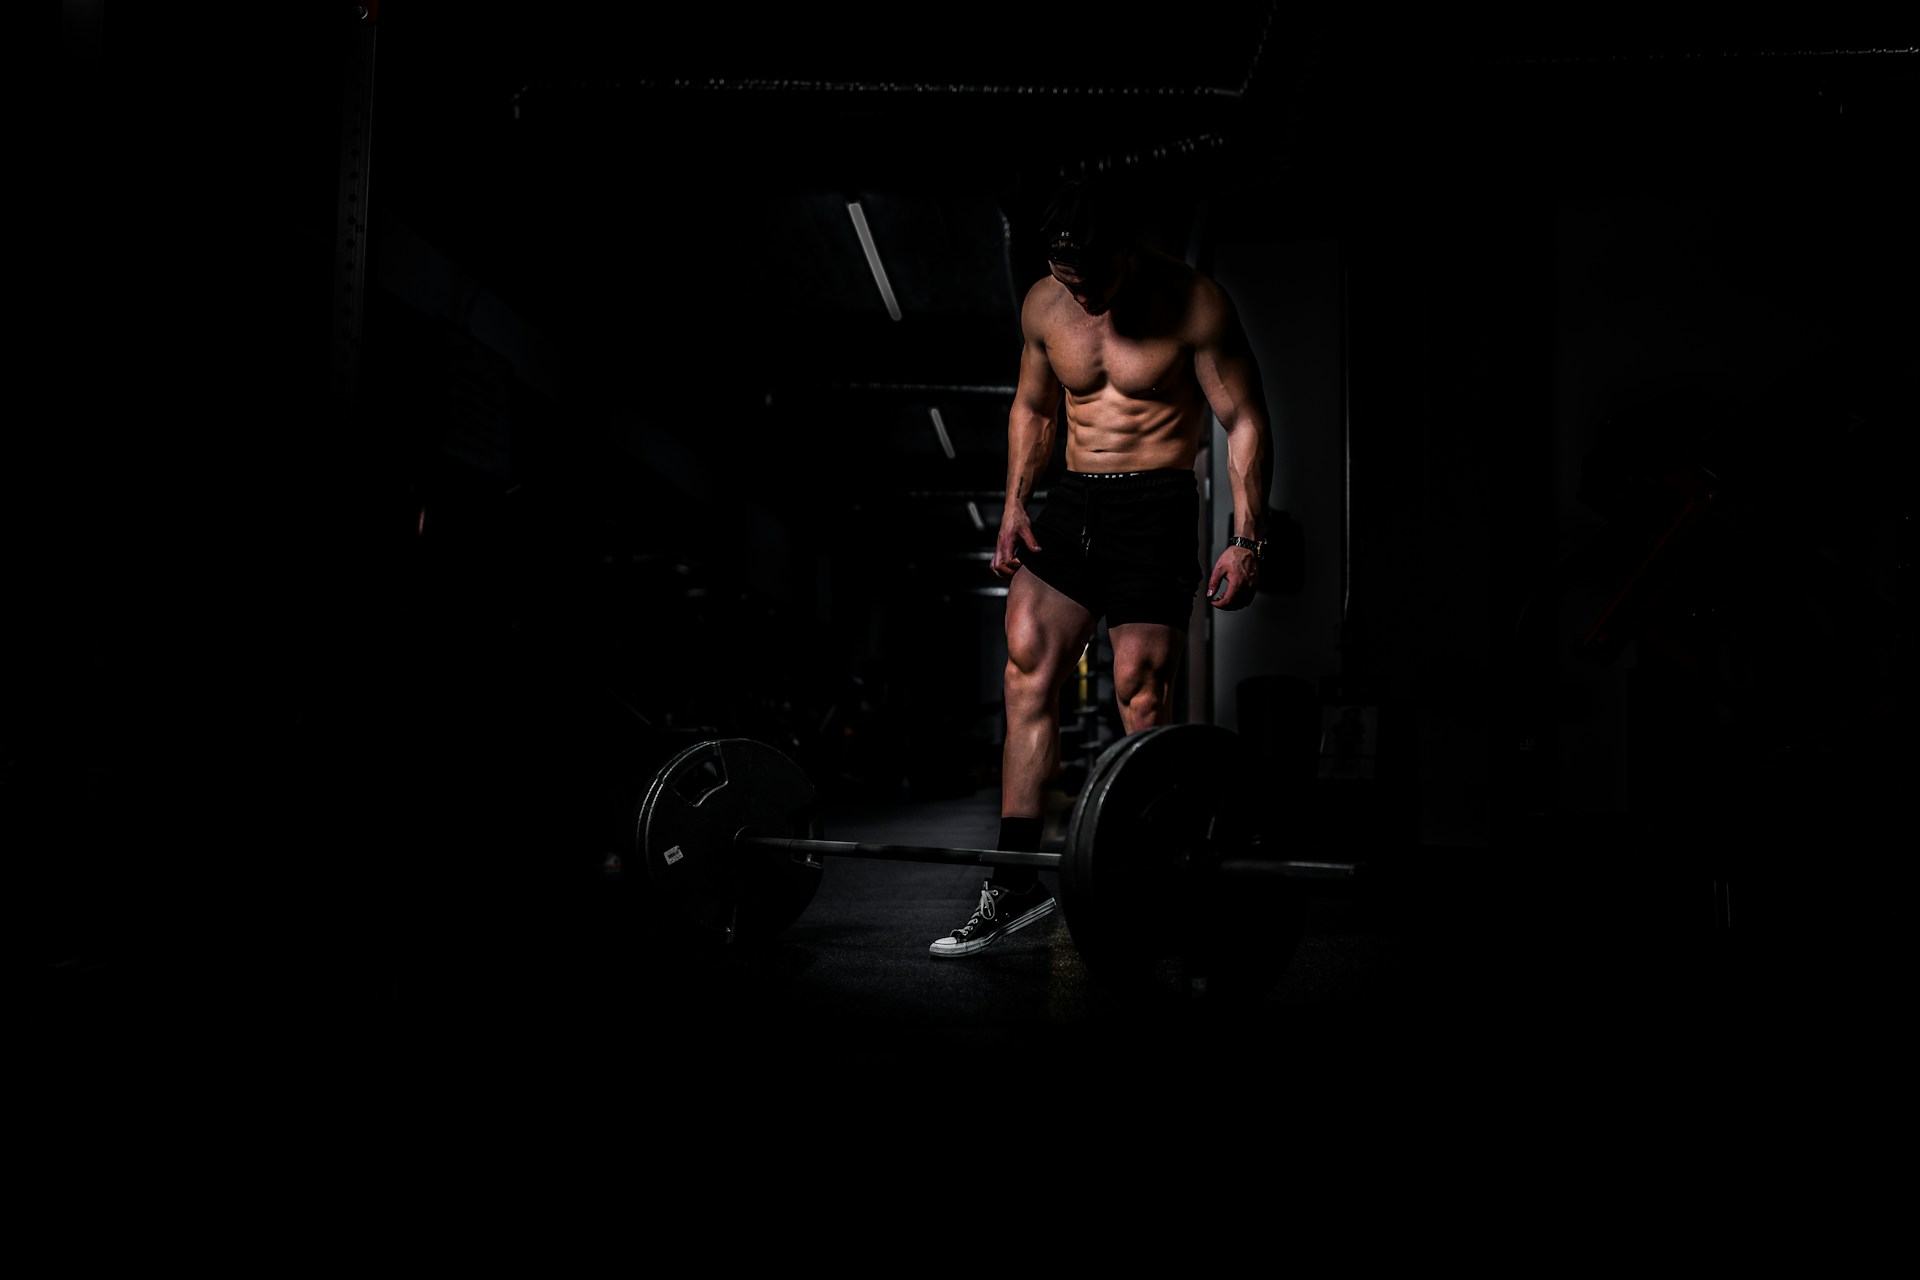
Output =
[{"x1": 1193, "y1": 282, "x2": 1273, "y2": 610}]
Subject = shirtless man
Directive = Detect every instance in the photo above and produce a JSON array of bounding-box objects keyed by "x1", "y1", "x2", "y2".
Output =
[{"x1": 931, "y1": 177, "x2": 1274, "y2": 957}]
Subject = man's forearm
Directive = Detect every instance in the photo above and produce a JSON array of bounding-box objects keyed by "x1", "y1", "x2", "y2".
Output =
[
  {"x1": 1004, "y1": 411, "x2": 1055, "y2": 511},
  {"x1": 1222, "y1": 416, "x2": 1272, "y2": 540}
]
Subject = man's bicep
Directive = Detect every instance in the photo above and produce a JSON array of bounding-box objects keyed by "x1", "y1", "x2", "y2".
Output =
[
  {"x1": 1197, "y1": 342, "x2": 1268, "y2": 430},
  {"x1": 1193, "y1": 286, "x2": 1267, "y2": 427},
  {"x1": 1013, "y1": 339, "x2": 1061, "y2": 418}
]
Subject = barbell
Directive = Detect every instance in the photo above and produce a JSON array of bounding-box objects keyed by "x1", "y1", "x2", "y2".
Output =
[{"x1": 627, "y1": 723, "x2": 1362, "y2": 1003}]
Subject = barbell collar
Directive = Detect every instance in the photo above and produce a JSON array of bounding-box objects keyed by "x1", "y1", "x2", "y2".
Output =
[{"x1": 737, "y1": 833, "x2": 1064, "y2": 872}]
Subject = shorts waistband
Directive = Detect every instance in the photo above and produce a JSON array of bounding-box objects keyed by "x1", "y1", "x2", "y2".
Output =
[{"x1": 1058, "y1": 468, "x2": 1195, "y2": 491}]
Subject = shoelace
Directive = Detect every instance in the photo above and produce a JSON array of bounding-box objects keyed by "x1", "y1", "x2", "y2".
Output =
[{"x1": 958, "y1": 887, "x2": 998, "y2": 935}]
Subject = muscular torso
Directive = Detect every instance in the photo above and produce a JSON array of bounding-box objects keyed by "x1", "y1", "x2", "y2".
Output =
[{"x1": 1034, "y1": 251, "x2": 1209, "y2": 473}]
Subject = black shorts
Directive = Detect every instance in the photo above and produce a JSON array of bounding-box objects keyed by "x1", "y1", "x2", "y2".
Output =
[{"x1": 1018, "y1": 469, "x2": 1203, "y2": 630}]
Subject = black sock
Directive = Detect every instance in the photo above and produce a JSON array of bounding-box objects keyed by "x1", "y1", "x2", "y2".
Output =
[{"x1": 990, "y1": 817, "x2": 1044, "y2": 895}]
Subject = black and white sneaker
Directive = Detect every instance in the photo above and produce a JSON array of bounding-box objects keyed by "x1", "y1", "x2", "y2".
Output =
[{"x1": 929, "y1": 880, "x2": 1057, "y2": 958}]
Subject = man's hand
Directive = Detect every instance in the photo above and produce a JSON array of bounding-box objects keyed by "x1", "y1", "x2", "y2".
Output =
[
  {"x1": 992, "y1": 509, "x2": 1041, "y2": 579},
  {"x1": 1206, "y1": 545, "x2": 1260, "y2": 609}
]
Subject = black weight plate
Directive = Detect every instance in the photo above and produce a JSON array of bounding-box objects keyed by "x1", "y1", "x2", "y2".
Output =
[
  {"x1": 1060, "y1": 724, "x2": 1307, "y2": 1005},
  {"x1": 1059, "y1": 726, "x2": 1214, "y2": 994},
  {"x1": 635, "y1": 738, "x2": 825, "y2": 948}
]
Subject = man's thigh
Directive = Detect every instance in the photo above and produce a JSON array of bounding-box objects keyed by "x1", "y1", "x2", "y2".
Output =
[{"x1": 1005, "y1": 567, "x2": 1097, "y2": 675}]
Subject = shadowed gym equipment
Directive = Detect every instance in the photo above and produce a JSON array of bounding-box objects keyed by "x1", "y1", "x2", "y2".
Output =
[{"x1": 631, "y1": 725, "x2": 1343, "y2": 1005}]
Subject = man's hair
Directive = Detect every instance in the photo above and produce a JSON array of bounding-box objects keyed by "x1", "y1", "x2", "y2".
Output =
[{"x1": 1039, "y1": 177, "x2": 1120, "y2": 267}]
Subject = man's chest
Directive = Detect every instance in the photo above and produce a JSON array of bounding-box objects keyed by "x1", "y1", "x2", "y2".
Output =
[{"x1": 1046, "y1": 328, "x2": 1193, "y2": 400}]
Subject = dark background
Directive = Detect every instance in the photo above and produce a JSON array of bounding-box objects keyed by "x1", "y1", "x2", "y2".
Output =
[{"x1": 36, "y1": 5, "x2": 1912, "y2": 1025}]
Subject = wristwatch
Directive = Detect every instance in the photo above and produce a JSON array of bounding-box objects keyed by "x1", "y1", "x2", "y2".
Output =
[{"x1": 1228, "y1": 535, "x2": 1266, "y2": 560}]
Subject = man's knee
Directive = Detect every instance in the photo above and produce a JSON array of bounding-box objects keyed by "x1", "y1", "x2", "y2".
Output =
[
  {"x1": 1113, "y1": 651, "x2": 1163, "y2": 698},
  {"x1": 1113, "y1": 656, "x2": 1178, "y2": 725},
  {"x1": 1116, "y1": 677, "x2": 1170, "y2": 719},
  {"x1": 1004, "y1": 627, "x2": 1087, "y2": 712},
  {"x1": 1004, "y1": 650, "x2": 1070, "y2": 713}
]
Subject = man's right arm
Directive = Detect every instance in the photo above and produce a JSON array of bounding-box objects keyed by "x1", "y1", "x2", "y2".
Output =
[{"x1": 993, "y1": 293, "x2": 1062, "y2": 579}]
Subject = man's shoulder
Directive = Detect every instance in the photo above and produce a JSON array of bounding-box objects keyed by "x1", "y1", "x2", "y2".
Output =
[{"x1": 1020, "y1": 275, "x2": 1071, "y2": 332}]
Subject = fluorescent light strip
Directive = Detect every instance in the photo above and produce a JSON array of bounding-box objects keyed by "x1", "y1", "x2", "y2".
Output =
[
  {"x1": 846, "y1": 200, "x2": 902, "y2": 322},
  {"x1": 929, "y1": 408, "x2": 955, "y2": 459},
  {"x1": 966, "y1": 501, "x2": 985, "y2": 531}
]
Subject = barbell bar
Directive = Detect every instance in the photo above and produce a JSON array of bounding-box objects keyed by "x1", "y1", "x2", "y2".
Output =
[
  {"x1": 732, "y1": 836, "x2": 1362, "y2": 882},
  {"x1": 734, "y1": 837, "x2": 1059, "y2": 871}
]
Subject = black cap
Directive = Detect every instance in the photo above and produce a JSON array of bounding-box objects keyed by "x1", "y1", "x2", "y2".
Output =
[{"x1": 1039, "y1": 179, "x2": 1107, "y2": 267}]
